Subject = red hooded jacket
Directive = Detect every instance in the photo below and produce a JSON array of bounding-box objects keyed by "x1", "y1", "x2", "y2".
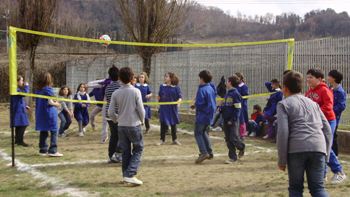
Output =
[{"x1": 305, "y1": 82, "x2": 336, "y2": 121}]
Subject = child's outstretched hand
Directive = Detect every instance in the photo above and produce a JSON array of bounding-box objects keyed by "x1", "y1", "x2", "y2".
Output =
[{"x1": 278, "y1": 164, "x2": 286, "y2": 171}]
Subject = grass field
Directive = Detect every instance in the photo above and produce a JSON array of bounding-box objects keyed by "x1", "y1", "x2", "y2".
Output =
[{"x1": 1, "y1": 104, "x2": 350, "y2": 197}]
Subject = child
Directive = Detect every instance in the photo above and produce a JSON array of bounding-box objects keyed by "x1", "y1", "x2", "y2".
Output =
[
  {"x1": 235, "y1": 72, "x2": 249, "y2": 137},
  {"x1": 263, "y1": 79, "x2": 283, "y2": 139},
  {"x1": 328, "y1": 70, "x2": 347, "y2": 156},
  {"x1": 58, "y1": 86, "x2": 73, "y2": 137},
  {"x1": 277, "y1": 71, "x2": 332, "y2": 196},
  {"x1": 193, "y1": 70, "x2": 216, "y2": 164},
  {"x1": 135, "y1": 72, "x2": 153, "y2": 134},
  {"x1": 221, "y1": 75, "x2": 245, "y2": 164},
  {"x1": 108, "y1": 67, "x2": 145, "y2": 185},
  {"x1": 10, "y1": 75, "x2": 30, "y2": 147},
  {"x1": 305, "y1": 68, "x2": 346, "y2": 184},
  {"x1": 104, "y1": 66, "x2": 122, "y2": 163},
  {"x1": 35, "y1": 72, "x2": 63, "y2": 157},
  {"x1": 158, "y1": 72, "x2": 182, "y2": 145},
  {"x1": 89, "y1": 85, "x2": 105, "y2": 131},
  {"x1": 74, "y1": 83, "x2": 90, "y2": 137},
  {"x1": 247, "y1": 104, "x2": 265, "y2": 137}
]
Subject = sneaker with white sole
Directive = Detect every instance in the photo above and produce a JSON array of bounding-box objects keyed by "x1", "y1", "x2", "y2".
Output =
[
  {"x1": 79, "y1": 132, "x2": 84, "y2": 137},
  {"x1": 172, "y1": 140, "x2": 181, "y2": 145},
  {"x1": 157, "y1": 140, "x2": 165, "y2": 146},
  {"x1": 212, "y1": 127, "x2": 222, "y2": 132},
  {"x1": 48, "y1": 152, "x2": 63, "y2": 157},
  {"x1": 39, "y1": 152, "x2": 48, "y2": 156},
  {"x1": 123, "y1": 177, "x2": 143, "y2": 185},
  {"x1": 249, "y1": 132, "x2": 256, "y2": 137},
  {"x1": 83, "y1": 128, "x2": 86, "y2": 133},
  {"x1": 262, "y1": 135, "x2": 269, "y2": 139},
  {"x1": 331, "y1": 172, "x2": 347, "y2": 184},
  {"x1": 225, "y1": 159, "x2": 237, "y2": 164}
]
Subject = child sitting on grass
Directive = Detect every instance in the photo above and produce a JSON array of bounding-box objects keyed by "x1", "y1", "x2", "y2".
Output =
[{"x1": 247, "y1": 104, "x2": 265, "y2": 137}]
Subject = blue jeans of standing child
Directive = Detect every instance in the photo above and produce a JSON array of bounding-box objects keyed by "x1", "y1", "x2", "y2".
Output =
[
  {"x1": 118, "y1": 126, "x2": 144, "y2": 178},
  {"x1": 39, "y1": 131, "x2": 58, "y2": 154},
  {"x1": 194, "y1": 123, "x2": 213, "y2": 155},
  {"x1": 58, "y1": 111, "x2": 72, "y2": 135},
  {"x1": 325, "y1": 120, "x2": 342, "y2": 176},
  {"x1": 288, "y1": 152, "x2": 328, "y2": 197}
]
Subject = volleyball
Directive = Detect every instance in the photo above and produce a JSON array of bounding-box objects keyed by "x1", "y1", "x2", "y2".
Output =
[{"x1": 99, "y1": 34, "x2": 111, "y2": 46}]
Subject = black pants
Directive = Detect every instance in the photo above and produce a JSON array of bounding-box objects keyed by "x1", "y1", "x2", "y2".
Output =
[
  {"x1": 332, "y1": 124, "x2": 339, "y2": 156},
  {"x1": 145, "y1": 119, "x2": 150, "y2": 130},
  {"x1": 15, "y1": 126, "x2": 27, "y2": 144},
  {"x1": 160, "y1": 122, "x2": 177, "y2": 142},
  {"x1": 223, "y1": 120, "x2": 245, "y2": 160},
  {"x1": 107, "y1": 120, "x2": 122, "y2": 159}
]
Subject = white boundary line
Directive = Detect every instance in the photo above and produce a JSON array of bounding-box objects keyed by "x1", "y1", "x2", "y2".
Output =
[{"x1": 0, "y1": 149, "x2": 98, "y2": 197}]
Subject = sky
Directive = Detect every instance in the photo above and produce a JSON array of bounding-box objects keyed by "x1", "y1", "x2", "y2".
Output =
[{"x1": 196, "y1": 0, "x2": 350, "y2": 17}]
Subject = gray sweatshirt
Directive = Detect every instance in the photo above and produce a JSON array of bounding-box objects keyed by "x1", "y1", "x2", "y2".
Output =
[
  {"x1": 108, "y1": 83, "x2": 145, "y2": 127},
  {"x1": 276, "y1": 94, "x2": 332, "y2": 166}
]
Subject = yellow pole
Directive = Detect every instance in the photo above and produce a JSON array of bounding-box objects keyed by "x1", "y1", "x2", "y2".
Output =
[
  {"x1": 9, "y1": 26, "x2": 17, "y2": 95},
  {"x1": 287, "y1": 40, "x2": 295, "y2": 70}
]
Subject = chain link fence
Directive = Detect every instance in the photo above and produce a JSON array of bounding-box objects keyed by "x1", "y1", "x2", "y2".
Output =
[{"x1": 66, "y1": 37, "x2": 350, "y2": 127}]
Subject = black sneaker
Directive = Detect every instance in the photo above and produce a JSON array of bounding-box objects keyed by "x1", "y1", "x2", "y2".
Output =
[
  {"x1": 195, "y1": 154, "x2": 210, "y2": 164},
  {"x1": 17, "y1": 142, "x2": 30, "y2": 147},
  {"x1": 238, "y1": 149, "x2": 245, "y2": 158},
  {"x1": 208, "y1": 153, "x2": 214, "y2": 160}
]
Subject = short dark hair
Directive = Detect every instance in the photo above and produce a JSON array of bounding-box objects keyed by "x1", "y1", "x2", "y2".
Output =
[
  {"x1": 328, "y1": 70, "x2": 343, "y2": 84},
  {"x1": 228, "y1": 75, "x2": 240, "y2": 87},
  {"x1": 283, "y1": 70, "x2": 292, "y2": 75},
  {"x1": 59, "y1": 85, "x2": 72, "y2": 96},
  {"x1": 283, "y1": 71, "x2": 303, "y2": 94},
  {"x1": 119, "y1": 67, "x2": 134, "y2": 84},
  {"x1": 253, "y1": 104, "x2": 262, "y2": 112},
  {"x1": 198, "y1": 70, "x2": 212, "y2": 83},
  {"x1": 108, "y1": 65, "x2": 119, "y2": 81},
  {"x1": 307, "y1": 69, "x2": 324, "y2": 79}
]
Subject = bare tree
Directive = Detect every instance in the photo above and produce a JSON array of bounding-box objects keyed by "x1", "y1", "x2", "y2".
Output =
[
  {"x1": 17, "y1": 0, "x2": 57, "y2": 91},
  {"x1": 116, "y1": 0, "x2": 188, "y2": 76}
]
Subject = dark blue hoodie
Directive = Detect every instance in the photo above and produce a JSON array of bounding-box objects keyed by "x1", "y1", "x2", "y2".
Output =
[
  {"x1": 195, "y1": 83, "x2": 217, "y2": 124},
  {"x1": 263, "y1": 82, "x2": 283, "y2": 117},
  {"x1": 221, "y1": 88, "x2": 242, "y2": 122}
]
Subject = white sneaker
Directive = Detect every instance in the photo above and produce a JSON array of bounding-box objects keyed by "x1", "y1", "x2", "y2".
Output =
[
  {"x1": 101, "y1": 136, "x2": 108, "y2": 144},
  {"x1": 79, "y1": 132, "x2": 84, "y2": 137},
  {"x1": 48, "y1": 152, "x2": 63, "y2": 157},
  {"x1": 157, "y1": 140, "x2": 165, "y2": 146},
  {"x1": 172, "y1": 140, "x2": 182, "y2": 145},
  {"x1": 83, "y1": 128, "x2": 86, "y2": 133},
  {"x1": 331, "y1": 172, "x2": 347, "y2": 184},
  {"x1": 263, "y1": 135, "x2": 269, "y2": 139},
  {"x1": 249, "y1": 132, "x2": 256, "y2": 137},
  {"x1": 225, "y1": 159, "x2": 237, "y2": 164},
  {"x1": 212, "y1": 127, "x2": 222, "y2": 132},
  {"x1": 123, "y1": 177, "x2": 143, "y2": 185}
]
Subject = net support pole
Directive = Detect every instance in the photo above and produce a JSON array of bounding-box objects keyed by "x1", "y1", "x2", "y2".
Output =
[
  {"x1": 8, "y1": 26, "x2": 17, "y2": 167},
  {"x1": 287, "y1": 40, "x2": 295, "y2": 70}
]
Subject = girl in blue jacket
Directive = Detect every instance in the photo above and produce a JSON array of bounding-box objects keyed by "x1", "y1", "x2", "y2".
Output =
[
  {"x1": 235, "y1": 72, "x2": 249, "y2": 137},
  {"x1": 35, "y1": 72, "x2": 63, "y2": 157},
  {"x1": 263, "y1": 79, "x2": 283, "y2": 139},
  {"x1": 10, "y1": 76, "x2": 30, "y2": 147}
]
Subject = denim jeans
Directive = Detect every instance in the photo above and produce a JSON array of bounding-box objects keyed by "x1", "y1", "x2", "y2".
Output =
[
  {"x1": 288, "y1": 152, "x2": 328, "y2": 197},
  {"x1": 325, "y1": 120, "x2": 342, "y2": 175},
  {"x1": 194, "y1": 123, "x2": 213, "y2": 155},
  {"x1": 118, "y1": 126, "x2": 144, "y2": 178},
  {"x1": 39, "y1": 131, "x2": 58, "y2": 154},
  {"x1": 223, "y1": 120, "x2": 245, "y2": 160},
  {"x1": 58, "y1": 111, "x2": 72, "y2": 135},
  {"x1": 107, "y1": 120, "x2": 122, "y2": 159},
  {"x1": 247, "y1": 120, "x2": 258, "y2": 135}
]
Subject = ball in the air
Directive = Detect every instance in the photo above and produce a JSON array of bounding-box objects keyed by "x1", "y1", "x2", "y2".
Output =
[{"x1": 99, "y1": 34, "x2": 111, "y2": 46}]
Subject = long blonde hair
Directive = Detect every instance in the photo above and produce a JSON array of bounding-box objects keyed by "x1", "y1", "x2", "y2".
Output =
[{"x1": 137, "y1": 72, "x2": 149, "y2": 84}]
